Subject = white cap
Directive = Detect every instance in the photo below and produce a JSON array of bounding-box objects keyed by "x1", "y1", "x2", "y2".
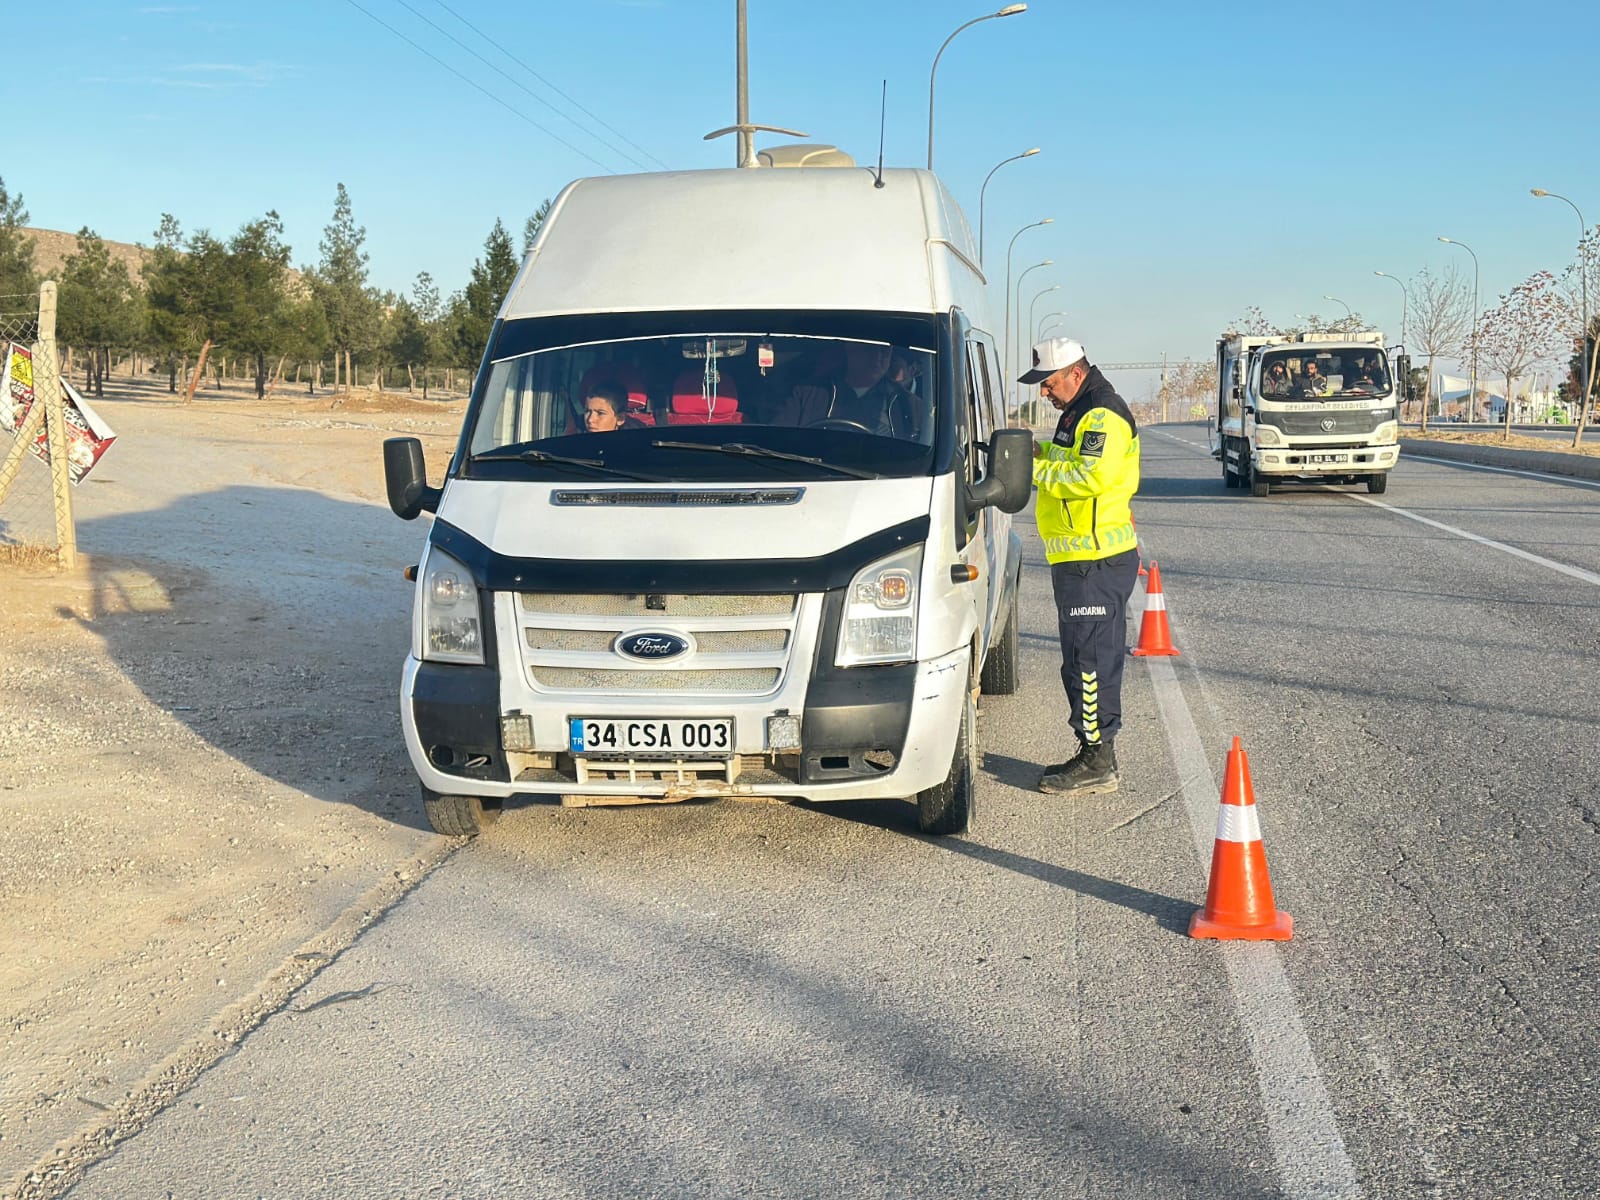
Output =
[{"x1": 1018, "y1": 336, "x2": 1086, "y2": 384}]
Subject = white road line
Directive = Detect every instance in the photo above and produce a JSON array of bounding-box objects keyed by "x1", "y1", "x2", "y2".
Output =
[
  {"x1": 1337, "y1": 491, "x2": 1600, "y2": 587},
  {"x1": 1142, "y1": 639, "x2": 1363, "y2": 1199},
  {"x1": 1400, "y1": 452, "x2": 1600, "y2": 491},
  {"x1": 1149, "y1": 428, "x2": 1600, "y2": 587}
]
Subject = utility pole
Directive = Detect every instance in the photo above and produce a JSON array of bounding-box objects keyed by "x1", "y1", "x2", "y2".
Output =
[
  {"x1": 703, "y1": 1, "x2": 808, "y2": 166},
  {"x1": 736, "y1": 0, "x2": 753, "y2": 168}
]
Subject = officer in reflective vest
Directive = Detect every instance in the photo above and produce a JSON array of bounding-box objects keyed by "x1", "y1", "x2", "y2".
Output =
[{"x1": 1018, "y1": 337, "x2": 1142, "y2": 796}]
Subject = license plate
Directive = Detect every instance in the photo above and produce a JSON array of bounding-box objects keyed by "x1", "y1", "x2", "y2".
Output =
[
  {"x1": 1309, "y1": 454, "x2": 1349, "y2": 464},
  {"x1": 569, "y1": 717, "x2": 734, "y2": 756}
]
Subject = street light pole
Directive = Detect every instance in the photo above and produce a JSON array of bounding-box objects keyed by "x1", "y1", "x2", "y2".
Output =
[
  {"x1": 1014, "y1": 259, "x2": 1052, "y2": 415},
  {"x1": 1028, "y1": 286, "x2": 1061, "y2": 356},
  {"x1": 1373, "y1": 271, "x2": 1410, "y2": 346},
  {"x1": 1036, "y1": 310, "x2": 1070, "y2": 341},
  {"x1": 1532, "y1": 188, "x2": 1592, "y2": 438},
  {"x1": 1439, "y1": 236, "x2": 1480, "y2": 422},
  {"x1": 1003, "y1": 218, "x2": 1052, "y2": 393},
  {"x1": 927, "y1": 5, "x2": 1027, "y2": 171},
  {"x1": 1323, "y1": 294, "x2": 1354, "y2": 332},
  {"x1": 978, "y1": 147, "x2": 1039, "y2": 266}
]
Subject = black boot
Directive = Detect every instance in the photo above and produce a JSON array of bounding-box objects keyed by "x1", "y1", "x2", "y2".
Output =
[{"x1": 1038, "y1": 741, "x2": 1118, "y2": 796}]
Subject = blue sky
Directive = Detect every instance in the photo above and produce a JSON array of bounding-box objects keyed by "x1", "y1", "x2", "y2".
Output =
[{"x1": 12, "y1": 0, "x2": 1599, "y2": 393}]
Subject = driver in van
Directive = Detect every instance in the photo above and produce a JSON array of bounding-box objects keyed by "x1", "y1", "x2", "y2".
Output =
[{"x1": 786, "y1": 343, "x2": 921, "y2": 438}]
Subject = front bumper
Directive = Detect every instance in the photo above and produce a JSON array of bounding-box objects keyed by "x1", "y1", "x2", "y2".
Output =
[
  {"x1": 399, "y1": 646, "x2": 969, "y2": 804},
  {"x1": 1255, "y1": 445, "x2": 1398, "y2": 476}
]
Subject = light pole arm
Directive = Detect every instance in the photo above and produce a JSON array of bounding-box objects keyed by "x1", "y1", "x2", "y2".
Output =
[{"x1": 927, "y1": 16, "x2": 989, "y2": 170}]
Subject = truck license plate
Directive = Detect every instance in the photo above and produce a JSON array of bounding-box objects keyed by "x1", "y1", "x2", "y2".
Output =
[
  {"x1": 1309, "y1": 453, "x2": 1349, "y2": 464},
  {"x1": 569, "y1": 717, "x2": 734, "y2": 756}
]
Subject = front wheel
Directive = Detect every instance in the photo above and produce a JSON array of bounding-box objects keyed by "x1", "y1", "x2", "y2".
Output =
[
  {"x1": 1250, "y1": 475, "x2": 1271, "y2": 497},
  {"x1": 1367, "y1": 473, "x2": 1389, "y2": 495},
  {"x1": 422, "y1": 785, "x2": 500, "y2": 837},
  {"x1": 918, "y1": 687, "x2": 977, "y2": 836},
  {"x1": 979, "y1": 590, "x2": 1020, "y2": 696}
]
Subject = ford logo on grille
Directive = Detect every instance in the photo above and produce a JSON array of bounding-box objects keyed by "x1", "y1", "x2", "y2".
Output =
[
  {"x1": 616, "y1": 631, "x2": 691, "y2": 660},
  {"x1": 1319, "y1": 418, "x2": 1336, "y2": 432}
]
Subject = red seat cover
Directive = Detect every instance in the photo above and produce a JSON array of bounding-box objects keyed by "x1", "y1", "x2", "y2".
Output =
[{"x1": 667, "y1": 368, "x2": 742, "y2": 424}]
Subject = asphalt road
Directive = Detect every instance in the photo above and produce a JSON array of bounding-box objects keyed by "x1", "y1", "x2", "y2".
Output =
[{"x1": 62, "y1": 426, "x2": 1600, "y2": 1199}]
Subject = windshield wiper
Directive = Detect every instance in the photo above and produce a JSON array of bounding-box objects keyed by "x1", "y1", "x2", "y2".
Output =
[
  {"x1": 472, "y1": 447, "x2": 664, "y2": 482},
  {"x1": 650, "y1": 440, "x2": 880, "y2": 480}
]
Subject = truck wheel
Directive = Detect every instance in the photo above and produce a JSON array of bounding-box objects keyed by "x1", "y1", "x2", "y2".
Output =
[
  {"x1": 1250, "y1": 475, "x2": 1271, "y2": 497},
  {"x1": 918, "y1": 688, "x2": 977, "y2": 836},
  {"x1": 1367, "y1": 473, "x2": 1388, "y2": 495},
  {"x1": 422, "y1": 785, "x2": 500, "y2": 837},
  {"x1": 979, "y1": 591, "x2": 1020, "y2": 696}
]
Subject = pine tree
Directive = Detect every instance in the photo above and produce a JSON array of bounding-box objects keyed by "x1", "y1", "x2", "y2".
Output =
[{"x1": 0, "y1": 175, "x2": 38, "y2": 302}]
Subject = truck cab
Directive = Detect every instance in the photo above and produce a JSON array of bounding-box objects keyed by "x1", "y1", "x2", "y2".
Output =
[
  {"x1": 1215, "y1": 330, "x2": 1401, "y2": 495},
  {"x1": 383, "y1": 167, "x2": 1032, "y2": 837}
]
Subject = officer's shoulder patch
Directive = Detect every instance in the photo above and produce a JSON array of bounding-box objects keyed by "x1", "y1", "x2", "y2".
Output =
[{"x1": 1081, "y1": 430, "x2": 1108, "y2": 457}]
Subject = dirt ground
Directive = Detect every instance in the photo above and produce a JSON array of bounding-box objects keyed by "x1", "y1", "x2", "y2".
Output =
[{"x1": 0, "y1": 375, "x2": 468, "y2": 1194}]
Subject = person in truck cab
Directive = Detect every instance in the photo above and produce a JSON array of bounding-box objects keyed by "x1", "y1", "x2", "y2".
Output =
[
  {"x1": 1297, "y1": 359, "x2": 1331, "y2": 397},
  {"x1": 1262, "y1": 361, "x2": 1292, "y2": 397},
  {"x1": 1019, "y1": 337, "x2": 1142, "y2": 798}
]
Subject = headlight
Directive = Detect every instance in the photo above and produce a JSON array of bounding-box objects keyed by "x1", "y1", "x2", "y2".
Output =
[
  {"x1": 421, "y1": 546, "x2": 484, "y2": 664},
  {"x1": 836, "y1": 544, "x2": 922, "y2": 667},
  {"x1": 1373, "y1": 422, "x2": 1399, "y2": 445},
  {"x1": 1255, "y1": 425, "x2": 1281, "y2": 446}
]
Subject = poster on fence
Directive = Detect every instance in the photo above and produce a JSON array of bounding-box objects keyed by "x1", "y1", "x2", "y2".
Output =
[{"x1": 0, "y1": 341, "x2": 117, "y2": 485}]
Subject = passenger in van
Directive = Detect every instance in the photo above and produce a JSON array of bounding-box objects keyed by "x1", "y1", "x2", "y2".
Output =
[
  {"x1": 1348, "y1": 357, "x2": 1380, "y2": 388},
  {"x1": 582, "y1": 381, "x2": 629, "y2": 432},
  {"x1": 786, "y1": 343, "x2": 921, "y2": 438}
]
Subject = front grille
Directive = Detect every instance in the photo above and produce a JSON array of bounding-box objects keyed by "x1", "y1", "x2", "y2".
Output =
[
  {"x1": 1258, "y1": 409, "x2": 1392, "y2": 436},
  {"x1": 519, "y1": 593, "x2": 796, "y2": 617},
  {"x1": 525, "y1": 628, "x2": 789, "y2": 654},
  {"x1": 514, "y1": 591, "x2": 804, "y2": 696},
  {"x1": 529, "y1": 666, "x2": 781, "y2": 692}
]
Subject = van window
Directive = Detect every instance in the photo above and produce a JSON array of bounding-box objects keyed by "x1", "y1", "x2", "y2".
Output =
[{"x1": 463, "y1": 315, "x2": 944, "y2": 483}]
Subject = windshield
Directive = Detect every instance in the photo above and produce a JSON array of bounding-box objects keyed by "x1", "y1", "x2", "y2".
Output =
[
  {"x1": 1258, "y1": 347, "x2": 1390, "y2": 400},
  {"x1": 463, "y1": 313, "x2": 943, "y2": 483}
]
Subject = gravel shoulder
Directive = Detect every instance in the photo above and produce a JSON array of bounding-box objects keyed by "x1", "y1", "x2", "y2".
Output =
[{"x1": 0, "y1": 379, "x2": 463, "y2": 1193}]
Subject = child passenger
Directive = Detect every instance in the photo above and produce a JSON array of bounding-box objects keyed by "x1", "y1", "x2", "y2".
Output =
[{"x1": 582, "y1": 382, "x2": 628, "y2": 432}]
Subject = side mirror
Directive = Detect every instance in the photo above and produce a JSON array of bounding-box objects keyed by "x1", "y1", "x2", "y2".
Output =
[
  {"x1": 966, "y1": 428, "x2": 1033, "y2": 515},
  {"x1": 384, "y1": 437, "x2": 442, "y2": 520}
]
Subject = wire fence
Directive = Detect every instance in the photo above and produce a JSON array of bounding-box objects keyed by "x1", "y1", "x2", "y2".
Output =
[{"x1": 0, "y1": 286, "x2": 73, "y2": 565}]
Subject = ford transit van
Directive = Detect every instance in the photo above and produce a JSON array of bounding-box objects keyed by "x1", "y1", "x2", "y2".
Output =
[{"x1": 384, "y1": 166, "x2": 1031, "y2": 836}]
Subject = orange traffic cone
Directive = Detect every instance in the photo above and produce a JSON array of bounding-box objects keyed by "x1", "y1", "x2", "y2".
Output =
[
  {"x1": 1190, "y1": 738, "x2": 1293, "y2": 941},
  {"x1": 1129, "y1": 561, "x2": 1179, "y2": 657}
]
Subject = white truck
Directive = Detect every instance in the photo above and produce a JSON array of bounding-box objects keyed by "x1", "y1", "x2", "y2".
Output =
[
  {"x1": 382, "y1": 163, "x2": 1032, "y2": 838},
  {"x1": 1214, "y1": 330, "x2": 1404, "y2": 495}
]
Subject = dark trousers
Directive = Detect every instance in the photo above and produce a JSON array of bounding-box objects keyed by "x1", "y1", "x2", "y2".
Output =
[{"x1": 1050, "y1": 549, "x2": 1140, "y2": 747}]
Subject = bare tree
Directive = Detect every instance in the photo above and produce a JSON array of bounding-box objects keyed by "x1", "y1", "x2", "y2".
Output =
[
  {"x1": 1408, "y1": 267, "x2": 1471, "y2": 431},
  {"x1": 1555, "y1": 228, "x2": 1600, "y2": 446},
  {"x1": 1478, "y1": 271, "x2": 1572, "y2": 442}
]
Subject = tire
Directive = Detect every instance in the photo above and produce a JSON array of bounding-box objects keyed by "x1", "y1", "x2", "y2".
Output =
[
  {"x1": 1367, "y1": 473, "x2": 1388, "y2": 495},
  {"x1": 422, "y1": 785, "x2": 500, "y2": 837},
  {"x1": 979, "y1": 590, "x2": 1020, "y2": 696},
  {"x1": 918, "y1": 685, "x2": 977, "y2": 836},
  {"x1": 1250, "y1": 475, "x2": 1271, "y2": 497}
]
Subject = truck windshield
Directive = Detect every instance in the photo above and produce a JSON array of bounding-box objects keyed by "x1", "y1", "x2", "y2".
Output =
[
  {"x1": 463, "y1": 313, "x2": 942, "y2": 483},
  {"x1": 1258, "y1": 348, "x2": 1390, "y2": 400}
]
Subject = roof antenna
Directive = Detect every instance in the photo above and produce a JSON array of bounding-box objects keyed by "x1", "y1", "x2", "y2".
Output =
[{"x1": 873, "y1": 80, "x2": 888, "y2": 188}]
